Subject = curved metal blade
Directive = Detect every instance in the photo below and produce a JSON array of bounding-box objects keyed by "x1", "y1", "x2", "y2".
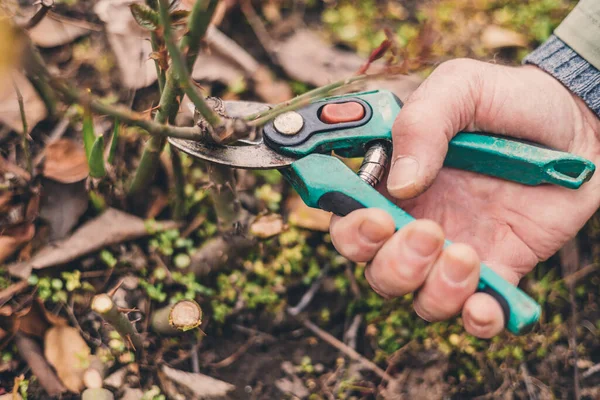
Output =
[
  {"x1": 169, "y1": 100, "x2": 297, "y2": 169},
  {"x1": 169, "y1": 137, "x2": 296, "y2": 169}
]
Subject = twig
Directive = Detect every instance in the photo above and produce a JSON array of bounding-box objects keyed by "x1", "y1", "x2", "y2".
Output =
[
  {"x1": 23, "y1": 41, "x2": 204, "y2": 140},
  {"x1": 246, "y1": 73, "x2": 374, "y2": 125},
  {"x1": 293, "y1": 316, "x2": 391, "y2": 381},
  {"x1": 343, "y1": 314, "x2": 362, "y2": 350},
  {"x1": 520, "y1": 363, "x2": 537, "y2": 400},
  {"x1": 12, "y1": 78, "x2": 32, "y2": 174},
  {"x1": 239, "y1": 0, "x2": 278, "y2": 63},
  {"x1": 91, "y1": 294, "x2": 144, "y2": 359},
  {"x1": 559, "y1": 239, "x2": 581, "y2": 400},
  {"x1": 563, "y1": 262, "x2": 600, "y2": 286},
  {"x1": 583, "y1": 363, "x2": 600, "y2": 379},
  {"x1": 287, "y1": 264, "x2": 330, "y2": 316},
  {"x1": 208, "y1": 336, "x2": 256, "y2": 369},
  {"x1": 190, "y1": 339, "x2": 201, "y2": 374},
  {"x1": 15, "y1": 332, "x2": 66, "y2": 396},
  {"x1": 23, "y1": 0, "x2": 54, "y2": 30}
]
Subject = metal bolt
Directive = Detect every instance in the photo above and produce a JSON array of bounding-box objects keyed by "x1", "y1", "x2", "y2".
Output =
[
  {"x1": 273, "y1": 111, "x2": 304, "y2": 135},
  {"x1": 358, "y1": 142, "x2": 390, "y2": 187}
]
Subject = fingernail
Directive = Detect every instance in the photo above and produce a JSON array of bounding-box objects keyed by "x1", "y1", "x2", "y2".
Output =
[
  {"x1": 387, "y1": 156, "x2": 419, "y2": 195},
  {"x1": 358, "y1": 219, "x2": 388, "y2": 244},
  {"x1": 406, "y1": 224, "x2": 443, "y2": 257},
  {"x1": 442, "y1": 250, "x2": 474, "y2": 284}
]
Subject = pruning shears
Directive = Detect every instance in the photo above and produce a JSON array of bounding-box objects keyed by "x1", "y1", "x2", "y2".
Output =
[{"x1": 169, "y1": 90, "x2": 596, "y2": 335}]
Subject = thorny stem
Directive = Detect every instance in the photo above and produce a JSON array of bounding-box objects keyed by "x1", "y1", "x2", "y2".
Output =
[
  {"x1": 23, "y1": 44, "x2": 57, "y2": 117},
  {"x1": 207, "y1": 163, "x2": 243, "y2": 230},
  {"x1": 150, "y1": 31, "x2": 166, "y2": 94},
  {"x1": 158, "y1": 0, "x2": 221, "y2": 127},
  {"x1": 23, "y1": 40, "x2": 203, "y2": 140},
  {"x1": 91, "y1": 294, "x2": 144, "y2": 359},
  {"x1": 128, "y1": 0, "x2": 219, "y2": 196},
  {"x1": 22, "y1": 0, "x2": 53, "y2": 30},
  {"x1": 12, "y1": 78, "x2": 32, "y2": 174}
]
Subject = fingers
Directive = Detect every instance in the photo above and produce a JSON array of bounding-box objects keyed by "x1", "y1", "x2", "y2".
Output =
[
  {"x1": 365, "y1": 220, "x2": 445, "y2": 297},
  {"x1": 388, "y1": 59, "x2": 486, "y2": 199},
  {"x1": 330, "y1": 211, "x2": 509, "y2": 337},
  {"x1": 329, "y1": 209, "x2": 395, "y2": 263},
  {"x1": 462, "y1": 293, "x2": 505, "y2": 338},
  {"x1": 413, "y1": 243, "x2": 480, "y2": 322}
]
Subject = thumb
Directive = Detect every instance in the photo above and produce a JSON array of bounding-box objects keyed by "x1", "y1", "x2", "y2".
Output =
[{"x1": 387, "y1": 59, "x2": 486, "y2": 199}]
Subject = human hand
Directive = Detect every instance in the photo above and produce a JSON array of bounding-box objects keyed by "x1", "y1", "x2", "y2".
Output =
[{"x1": 330, "y1": 59, "x2": 600, "y2": 338}]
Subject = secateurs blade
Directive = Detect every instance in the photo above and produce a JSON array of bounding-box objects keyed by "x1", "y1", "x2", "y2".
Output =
[{"x1": 169, "y1": 89, "x2": 596, "y2": 335}]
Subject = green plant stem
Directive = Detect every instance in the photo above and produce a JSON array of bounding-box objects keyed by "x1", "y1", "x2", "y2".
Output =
[
  {"x1": 128, "y1": 0, "x2": 219, "y2": 196},
  {"x1": 91, "y1": 294, "x2": 144, "y2": 359},
  {"x1": 206, "y1": 163, "x2": 243, "y2": 229},
  {"x1": 23, "y1": 40, "x2": 203, "y2": 140},
  {"x1": 150, "y1": 31, "x2": 166, "y2": 93},
  {"x1": 245, "y1": 73, "x2": 374, "y2": 124},
  {"x1": 12, "y1": 78, "x2": 32, "y2": 174},
  {"x1": 170, "y1": 145, "x2": 186, "y2": 220},
  {"x1": 158, "y1": 0, "x2": 221, "y2": 127}
]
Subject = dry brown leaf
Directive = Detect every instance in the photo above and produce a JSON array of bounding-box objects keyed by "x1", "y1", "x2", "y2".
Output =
[
  {"x1": 191, "y1": 53, "x2": 245, "y2": 86},
  {"x1": 0, "y1": 223, "x2": 34, "y2": 264},
  {"x1": 276, "y1": 30, "x2": 422, "y2": 101},
  {"x1": 0, "y1": 71, "x2": 47, "y2": 134},
  {"x1": 161, "y1": 364, "x2": 235, "y2": 399},
  {"x1": 43, "y1": 139, "x2": 89, "y2": 183},
  {"x1": 250, "y1": 214, "x2": 286, "y2": 239},
  {"x1": 94, "y1": 0, "x2": 157, "y2": 89},
  {"x1": 8, "y1": 208, "x2": 178, "y2": 279},
  {"x1": 39, "y1": 179, "x2": 89, "y2": 241},
  {"x1": 44, "y1": 324, "x2": 91, "y2": 393},
  {"x1": 28, "y1": 12, "x2": 90, "y2": 48},
  {"x1": 481, "y1": 25, "x2": 527, "y2": 49},
  {"x1": 285, "y1": 195, "x2": 331, "y2": 232}
]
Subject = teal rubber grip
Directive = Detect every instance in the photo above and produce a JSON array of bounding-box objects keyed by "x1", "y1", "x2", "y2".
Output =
[
  {"x1": 446, "y1": 133, "x2": 595, "y2": 189},
  {"x1": 282, "y1": 154, "x2": 542, "y2": 335}
]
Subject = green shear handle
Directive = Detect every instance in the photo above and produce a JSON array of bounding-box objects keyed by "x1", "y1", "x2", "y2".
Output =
[{"x1": 283, "y1": 154, "x2": 542, "y2": 335}]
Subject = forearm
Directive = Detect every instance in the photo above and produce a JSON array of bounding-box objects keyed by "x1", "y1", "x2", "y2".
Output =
[{"x1": 523, "y1": 0, "x2": 600, "y2": 117}]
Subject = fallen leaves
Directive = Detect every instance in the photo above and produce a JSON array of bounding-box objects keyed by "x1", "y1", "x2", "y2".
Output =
[
  {"x1": 276, "y1": 30, "x2": 422, "y2": 101},
  {"x1": 44, "y1": 324, "x2": 91, "y2": 393},
  {"x1": 94, "y1": 0, "x2": 157, "y2": 89},
  {"x1": 285, "y1": 195, "x2": 331, "y2": 232},
  {"x1": 0, "y1": 71, "x2": 46, "y2": 134},
  {"x1": 0, "y1": 223, "x2": 34, "y2": 264},
  {"x1": 28, "y1": 12, "x2": 90, "y2": 48},
  {"x1": 8, "y1": 208, "x2": 178, "y2": 279},
  {"x1": 160, "y1": 365, "x2": 235, "y2": 399},
  {"x1": 250, "y1": 214, "x2": 286, "y2": 239},
  {"x1": 42, "y1": 139, "x2": 89, "y2": 183}
]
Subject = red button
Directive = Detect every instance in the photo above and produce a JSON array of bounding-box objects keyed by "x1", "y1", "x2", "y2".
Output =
[{"x1": 320, "y1": 102, "x2": 365, "y2": 124}]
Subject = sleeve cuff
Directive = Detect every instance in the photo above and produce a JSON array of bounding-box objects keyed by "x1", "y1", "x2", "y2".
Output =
[{"x1": 523, "y1": 35, "x2": 600, "y2": 117}]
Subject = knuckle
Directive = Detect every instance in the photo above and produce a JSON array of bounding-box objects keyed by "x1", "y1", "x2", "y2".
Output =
[{"x1": 434, "y1": 58, "x2": 481, "y2": 76}]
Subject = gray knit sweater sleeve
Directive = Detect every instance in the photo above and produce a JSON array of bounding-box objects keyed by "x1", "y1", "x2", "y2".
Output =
[{"x1": 523, "y1": 35, "x2": 600, "y2": 117}]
